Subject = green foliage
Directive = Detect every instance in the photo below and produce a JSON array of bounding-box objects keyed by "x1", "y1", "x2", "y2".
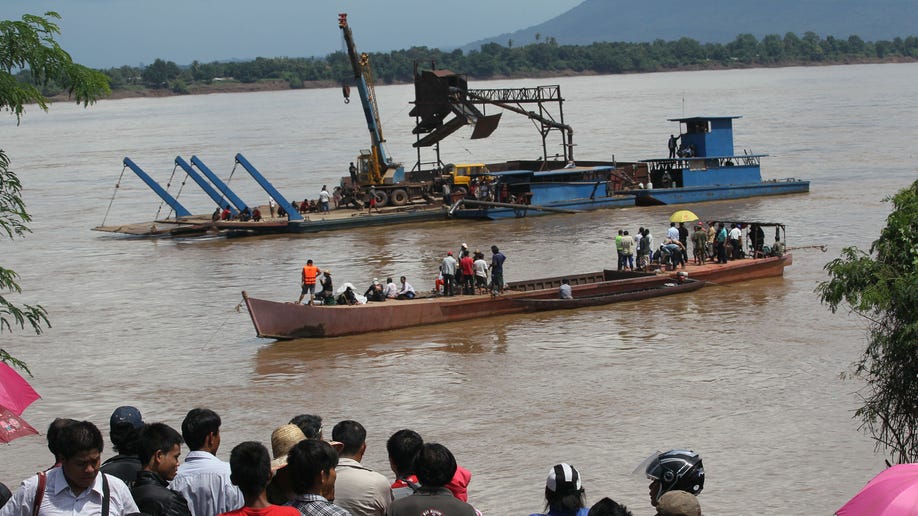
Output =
[
  {"x1": 0, "y1": 150, "x2": 49, "y2": 374},
  {"x1": 1, "y1": 13, "x2": 109, "y2": 372},
  {"x1": 818, "y1": 179, "x2": 918, "y2": 463},
  {"x1": 97, "y1": 31, "x2": 918, "y2": 95},
  {"x1": 0, "y1": 12, "x2": 110, "y2": 121}
]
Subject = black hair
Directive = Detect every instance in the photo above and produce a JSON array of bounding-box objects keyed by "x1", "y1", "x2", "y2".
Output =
[
  {"x1": 386, "y1": 429, "x2": 423, "y2": 476},
  {"x1": 414, "y1": 443, "x2": 456, "y2": 488},
  {"x1": 57, "y1": 420, "x2": 104, "y2": 460},
  {"x1": 287, "y1": 439, "x2": 338, "y2": 495},
  {"x1": 47, "y1": 418, "x2": 77, "y2": 458},
  {"x1": 545, "y1": 485, "x2": 587, "y2": 514},
  {"x1": 491, "y1": 245, "x2": 499, "y2": 253},
  {"x1": 181, "y1": 408, "x2": 221, "y2": 451},
  {"x1": 229, "y1": 441, "x2": 272, "y2": 499},
  {"x1": 137, "y1": 423, "x2": 183, "y2": 466},
  {"x1": 289, "y1": 414, "x2": 323, "y2": 439},
  {"x1": 331, "y1": 420, "x2": 366, "y2": 456},
  {"x1": 588, "y1": 497, "x2": 632, "y2": 516},
  {"x1": 110, "y1": 423, "x2": 140, "y2": 455}
]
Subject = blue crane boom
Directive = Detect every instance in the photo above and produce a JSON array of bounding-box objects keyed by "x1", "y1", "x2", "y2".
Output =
[
  {"x1": 174, "y1": 156, "x2": 237, "y2": 215},
  {"x1": 122, "y1": 157, "x2": 192, "y2": 218},
  {"x1": 189, "y1": 155, "x2": 249, "y2": 213},
  {"x1": 233, "y1": 153, "x2": 303, "y2": 221}
]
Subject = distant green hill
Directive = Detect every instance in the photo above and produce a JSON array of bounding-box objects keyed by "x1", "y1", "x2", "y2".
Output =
[{"x1": 466, "y1": 0, "x2": 918, "y2": 50}]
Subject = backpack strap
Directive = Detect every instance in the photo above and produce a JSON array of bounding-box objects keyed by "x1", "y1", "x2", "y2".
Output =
[
  {"x1": 32, "y1": 471, "x2": 46, "y2": 516},
  {"x1": 101, "y1": 473, "x2": 110, "y2": 516}
]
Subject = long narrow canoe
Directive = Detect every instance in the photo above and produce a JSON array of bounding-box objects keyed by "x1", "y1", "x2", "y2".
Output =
[
  {"x1": 242, "y1": 254, "x2": 791, "y2": 340},
  {"x1": 510, "y1": 278, "x2": 703, "y2": 311}
]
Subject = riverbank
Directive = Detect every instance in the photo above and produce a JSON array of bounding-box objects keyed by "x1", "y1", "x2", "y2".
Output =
[{"x1": 53, "y1": 56, "x2": 917, "y2": 103}]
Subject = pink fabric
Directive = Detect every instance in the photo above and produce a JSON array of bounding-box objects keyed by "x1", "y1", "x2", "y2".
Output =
[
  {"x1": 0, "y1": 362, "x2": 40, "y2": 415},
  {"x1": 837, "y1": 463, "x2": 918, "y2": 516},
  {"x1": 0, "y1": 406, "x2": 38, "y2": 443}
]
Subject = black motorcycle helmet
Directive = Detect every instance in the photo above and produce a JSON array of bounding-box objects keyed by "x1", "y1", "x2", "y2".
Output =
[{"x1": 645, "y1": 449, "x2": 705, "y2": 502}]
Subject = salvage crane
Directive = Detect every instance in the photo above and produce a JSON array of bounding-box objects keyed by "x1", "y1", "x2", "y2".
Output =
[{"x1": 338, "y1": 13, "x2": 403, "y2": 188}]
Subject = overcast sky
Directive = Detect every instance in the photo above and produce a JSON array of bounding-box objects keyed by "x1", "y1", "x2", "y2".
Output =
[{"x1": 1, "y1": 0, "x2": 583, "y2": 69}]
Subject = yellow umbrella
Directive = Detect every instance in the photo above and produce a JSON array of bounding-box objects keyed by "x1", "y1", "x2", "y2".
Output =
[{"x1": 670, "y1": 210, "x2": 698, "y2": 223}]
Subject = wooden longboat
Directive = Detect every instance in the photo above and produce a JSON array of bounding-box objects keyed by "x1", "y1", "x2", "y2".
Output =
[
  {"x1": 510, "y1": 278, "x2": 703, "y2": 312},
  {"x1": 241, "y1": 254, "x2": 791, "y2": 340}
]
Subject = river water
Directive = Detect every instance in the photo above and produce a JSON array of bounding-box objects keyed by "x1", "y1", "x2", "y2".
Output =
[{"x1": 2, "y1": 63, "x2": 917, "y2": 514}]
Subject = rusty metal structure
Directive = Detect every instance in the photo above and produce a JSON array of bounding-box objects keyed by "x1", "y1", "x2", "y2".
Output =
[{"x1": 410, "y1": 67, "x2": 574, "y2": 170}]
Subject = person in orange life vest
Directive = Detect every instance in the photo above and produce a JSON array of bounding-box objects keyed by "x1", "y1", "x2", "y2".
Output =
[{"x1": 297, "y1": 259, "x2": 321, "y2": 305}]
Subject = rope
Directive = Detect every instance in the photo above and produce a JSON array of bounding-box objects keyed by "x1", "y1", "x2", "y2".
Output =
[
  {"x1": 100, "y1": 166, "x2": 127, "y2": 227},
  {"x1": 226, "y1": 162, "x2": 238, "y2": 186}
]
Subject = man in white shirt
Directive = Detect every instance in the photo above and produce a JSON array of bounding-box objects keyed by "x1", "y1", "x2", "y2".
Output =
[
  {"x1": 330, "y1": 420, "x2": 392, "y2": 516},
  {"x1": 666, "y1": 222, "x2": 680, "y2": 241},
  {"x1": 396, "y1": 276, "x2": 416, "y2": 300},
  {"x1": 383, "y1": 278, "x2": 399, "y2": 299},
  {"x1": 1, "y1": 420, "x2": 139, "y2": 516},
  {"x1": 169, "y1": 408, "x2": 243, "y2": 516}
]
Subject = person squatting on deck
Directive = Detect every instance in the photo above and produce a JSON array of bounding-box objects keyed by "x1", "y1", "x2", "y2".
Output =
[
  {"x1": 559, "y1": 279, "x2": 573, "y2": 299},
  {"x1": 297, "y1": 260, "x2": 321, "y2": 305}
]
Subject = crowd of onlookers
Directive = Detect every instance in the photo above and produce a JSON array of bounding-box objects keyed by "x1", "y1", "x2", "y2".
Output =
[
  {"x1": 1, "y1": 407, "x2": 705, "y2": 516},
  {"x1": 615, "y1": 220, "x2": 785, "y2": 272}
]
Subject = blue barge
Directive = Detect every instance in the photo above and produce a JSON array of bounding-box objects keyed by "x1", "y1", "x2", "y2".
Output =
[
  {"x1": 448, "y1": 166, "x2": 634, "y2": 220},
  {"x1": 629, "y1": 116, "x2": 809, "y2": 205}
]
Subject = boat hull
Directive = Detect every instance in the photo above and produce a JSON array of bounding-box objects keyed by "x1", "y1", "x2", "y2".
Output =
[
  {"x1": 242, "y1": 255, "x2": 791, "y2": 339},
  {"x1": 510, "y1": 278, "x2": 703, "y2": 311},
  {"x1": 450, "y1": 196, "x2": 634, "y2": 220},
  {"x1": 244, "y1": 273, "x2": 673, "y2": 339},
  {"x1": 632, "y1": 180, "x2": 810, "y2": 206}
]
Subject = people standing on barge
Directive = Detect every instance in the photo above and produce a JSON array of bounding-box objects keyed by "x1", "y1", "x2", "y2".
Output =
[
  {"x1": 297, "y1": 260, "x2": 321, "y2": 305},
  {"x1": 678, "y1": 223, "x2": 689, "y2": 264},
  {"x1": 728, "y1": 224, "x2": 742, "y2": 259},
  {"x1": 473, "y1": 252, "x2": 489, "y2": 294},
  {"x1": 489, "y1": 246, "x2": 506, "y2": 294},
  {"x1": 268, "y1": 198, "x2": 277, "y2": 218},
  {"x1": 715, "y1": 223, "x2": 728, "y2": 264},
  {"x1": 691, "y1": 225, "x2": 708, "y2": 265},
  {"x1": 459, "y1": 251, "x2": 475, "y2": 295},
  {"x1": 615, "y1": 230, "x2": 624, "y2": 270},
  {"x1": 620, "y1": 231, "x2": 634, "y2": 270},
  {"x1": 667, "y1": 134, "x2": 681, "y2": 159},
  {"x1": 396, "y1": 277, "x2": 416, "y2": 300},
  {"x1": 367, "y1": 187, "x2": 379, "y2": 214},
  {"x1": 319, "y1": 186, "x2": 331, "y2": 213},
  {"x1": 440, "y1": 251, "x2": 458, "y2": 297},
  {"x1": 666, "y1": 222, "x2": 679, "y2": 241}
]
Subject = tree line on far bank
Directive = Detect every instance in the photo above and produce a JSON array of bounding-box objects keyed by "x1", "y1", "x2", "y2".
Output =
[{"x1": 18, "y1": 31, "x2": 918, "y2": 96}]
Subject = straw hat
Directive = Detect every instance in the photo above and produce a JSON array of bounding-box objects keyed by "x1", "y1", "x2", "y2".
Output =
[{"x1": 270, "y1": 424, "x2": 306, "y2": 470}]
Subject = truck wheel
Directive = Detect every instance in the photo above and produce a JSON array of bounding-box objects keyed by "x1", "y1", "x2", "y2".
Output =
[
  {"x1": 390, "y1": 189, "x2": 409, "y2": 206},
  {"x1": 374, "y1": 190, "x2": 389, "y2": 208}
]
